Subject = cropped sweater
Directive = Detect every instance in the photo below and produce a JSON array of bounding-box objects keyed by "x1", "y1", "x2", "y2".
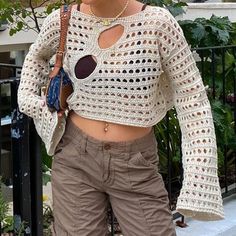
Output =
[{"x1": 17, "y1": 5, "x2": 225, "y2": 221}]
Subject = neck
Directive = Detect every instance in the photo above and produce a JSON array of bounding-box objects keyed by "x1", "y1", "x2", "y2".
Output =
[{"x1": 85, "y1": 0, "x2": 130, "y2": 18}]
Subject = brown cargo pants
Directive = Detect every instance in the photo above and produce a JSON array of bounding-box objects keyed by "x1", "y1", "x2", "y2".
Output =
[{"x1": 51, "y1": 118, "x2": 176, "y2": 236}]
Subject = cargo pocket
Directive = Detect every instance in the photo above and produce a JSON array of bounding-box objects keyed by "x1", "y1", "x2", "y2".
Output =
[
  {"x1": 128, "y1": 152, "x2": 168, "y2": 200},
  {"x1": 53, "y1": 134, "x2": 79, "y2": 167},
  {"x1": 128, "y1": 148, "x2": 159, "y2": 168},
  {"x1": 127, "y1": 148, "x2": 161, "y2": 193}
]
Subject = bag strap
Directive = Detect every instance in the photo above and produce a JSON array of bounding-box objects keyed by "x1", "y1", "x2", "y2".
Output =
[{"x1": 54, "y1": 5, "x2": 72, "y2": 69}]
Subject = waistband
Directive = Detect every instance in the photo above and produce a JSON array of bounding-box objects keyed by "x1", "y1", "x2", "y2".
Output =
[{"x1": 65, "y1": 117, "x2": 157, "y2": 153}]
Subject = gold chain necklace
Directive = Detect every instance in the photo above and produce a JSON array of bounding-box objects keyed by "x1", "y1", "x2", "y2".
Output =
[
  {"x1": 90, "y1": 2, "x2": 130, "y2": 132},
  {"x1": 89, "y1": 0, "x2": 130, "y2": 26}
]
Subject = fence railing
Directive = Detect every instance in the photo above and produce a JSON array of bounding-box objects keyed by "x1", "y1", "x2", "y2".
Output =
[
  {"x1": 0, "y1": 45, "x2": 236, "y2": 235},
  {"x1": 194, "y1": 45, "x2": 236, "y2": 198},
  {"x1": 0, "y1": 64, "x2": 43, "y2": 235}
]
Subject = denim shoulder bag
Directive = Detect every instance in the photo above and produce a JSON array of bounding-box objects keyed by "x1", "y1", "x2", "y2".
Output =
[{"x1": 46, "y1": 5, "x2": 73, "y2": 112}]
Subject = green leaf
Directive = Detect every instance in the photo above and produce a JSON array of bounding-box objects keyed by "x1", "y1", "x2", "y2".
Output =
[
  {"x1": 217, "y1": 29, "x2": 230, "y2": 44},
  {"x1": 167, "y1": 2, "x2": 187, "y2": 17},
  {"x1": 9, "y1": 28, "x2": 16, "y2": 36},
  {"x1": 167, "y1": 5, "x2": 185, "y2": 17},
  {"x1": 192, "y1": 23, "x2": 206, "y2": 42},
  {"x1": 42, "y1": 173, "x2": 51, "y2": 186},
  {"x1": 7, "y1": 14, "x2": 14, "y2": 23},
  {"x1": 2, "y1": 215, "x2": 14, "y2": 232},
  {"x1": 17, "y1": 21, "x2": 23, "y2": 30},
  {"x1": 210, "y1": 14, "x2": 232, "y2": 30},
  {"x1": 22, "y1": 9, "x2": 27, "y2": 18}
]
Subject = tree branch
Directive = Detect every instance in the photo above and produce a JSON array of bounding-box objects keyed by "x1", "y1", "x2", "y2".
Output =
[
  {"x1": 38, "y1": 0, "x2": 50, "y2": 8},
  {"x1": 29, "y1": 0, "x2": 41, "y2": 33}
]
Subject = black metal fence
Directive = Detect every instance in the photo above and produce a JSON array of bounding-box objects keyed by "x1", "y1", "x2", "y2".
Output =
[
  {"x1": 0, "y1": 45, "x2": 236, "y2": 235},
  {"x1": 0, "y1": 64, "x2": 43, "y2": 235},
  {"x1": 196, "y1": 45, "x2": 236, "y2": 199}
]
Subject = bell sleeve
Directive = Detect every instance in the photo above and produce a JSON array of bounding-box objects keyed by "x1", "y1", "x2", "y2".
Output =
[
  {"x1": 17, "y1": 9, "x2": 66, "y2": 155},
  {"x1": 157, "y1": 8, "x2": 224, "y2": 221}
]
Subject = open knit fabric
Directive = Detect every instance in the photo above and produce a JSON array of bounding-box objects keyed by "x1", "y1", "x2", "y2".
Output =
[{"x1": 17, "y1": 5, "x2": 224, "y2": 221}]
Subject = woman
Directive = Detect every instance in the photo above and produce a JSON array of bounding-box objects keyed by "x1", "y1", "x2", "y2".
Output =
[{"x1": 17, "y1": 0, "x2": 224, "y2": 235}]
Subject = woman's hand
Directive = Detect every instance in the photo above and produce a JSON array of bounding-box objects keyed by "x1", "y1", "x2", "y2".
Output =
[
  {"x1": 58, "y1": 110, "x2": 65, "y2": 117},
  {"x1": 41, "y1": 100, "x2": 65, "y2": 117}
]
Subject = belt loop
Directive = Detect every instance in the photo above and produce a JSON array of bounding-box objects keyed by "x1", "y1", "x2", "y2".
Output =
[
  {"x1": 79, "y1": 134, "x2": 86, "y2": 153},
  {"x1": 83, "y1": 136, "x2": 88, "y2": 153},
  {"x1": 126, "y1": 142, "x2": 131, "y2": 154}
]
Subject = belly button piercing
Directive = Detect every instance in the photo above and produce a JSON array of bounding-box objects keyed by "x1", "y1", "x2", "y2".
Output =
[{"x1": 104, "y1": 122, "x2": 109, "y2": 132}]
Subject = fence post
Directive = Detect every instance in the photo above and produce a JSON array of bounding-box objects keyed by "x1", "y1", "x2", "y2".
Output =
[
  {"x1": 29, "y1": 122, "x2": 43, "y2": 236},
  {"x1": 11, "y1": 81, "x2": 32, "y2": 235},
  {"x1": 0, "y1": 77, "x2": 2, "y2": 236}
]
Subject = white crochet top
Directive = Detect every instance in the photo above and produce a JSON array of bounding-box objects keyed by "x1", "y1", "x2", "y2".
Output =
[{"x1": 17, "y1": 5, "x2": 224, "y2": 221}]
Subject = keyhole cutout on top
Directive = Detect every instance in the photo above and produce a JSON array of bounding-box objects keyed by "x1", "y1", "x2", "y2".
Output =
[{"x1": 98, "y1": 24, "x2": 125, "y2": 49}]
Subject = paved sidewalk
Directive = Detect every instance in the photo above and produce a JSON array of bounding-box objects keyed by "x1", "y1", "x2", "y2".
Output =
[{"x1": 174, "y1": 193, "x2": 236, "y2": 236}]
